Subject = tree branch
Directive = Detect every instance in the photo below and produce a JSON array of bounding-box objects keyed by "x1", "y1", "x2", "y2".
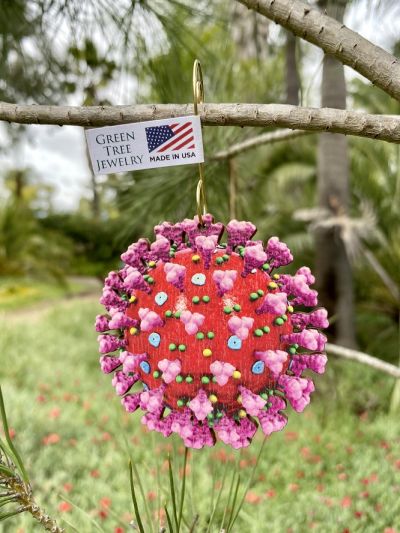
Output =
[
  {"x1": 212, "y1": 129, "x2": 311, "y2": 160},
  {"x1": 1, "y1": 101, "x2": 400, "y2": 143},
  {"x1": 236, "y1": 0, "x2": 400, "y2": 101},
  {"x1": 326, "y1": 343, "x2": 400, "y2": 379}
]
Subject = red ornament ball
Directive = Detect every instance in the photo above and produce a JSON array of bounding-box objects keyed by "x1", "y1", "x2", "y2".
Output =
[{"x1": 96, "y1": 215, "x2": 328, "y2": 449}]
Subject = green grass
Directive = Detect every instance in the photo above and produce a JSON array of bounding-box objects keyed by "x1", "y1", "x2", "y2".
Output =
[
  {"x1": 0, "y1": 298, "x2": 399, "y2": 532},
  {"x1": 0, "y1": 277, "x2": 98, "y2": 311}
]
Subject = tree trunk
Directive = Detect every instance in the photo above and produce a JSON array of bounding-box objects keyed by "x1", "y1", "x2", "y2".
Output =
[
  {"x1": 285, "y1": 31, "x2": 300, "y2": 105},
  {"x1": 316, "y1": 0, "x2": 357, "y2": 348}
]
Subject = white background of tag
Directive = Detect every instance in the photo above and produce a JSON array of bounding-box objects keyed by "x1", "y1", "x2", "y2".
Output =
[{"x1": 85, "y1": 115, "x2": 204, "y2": 175}]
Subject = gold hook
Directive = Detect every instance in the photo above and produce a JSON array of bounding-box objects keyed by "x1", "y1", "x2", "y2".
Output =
[{"x1": 192, "y1": 59, "x2": 207, "y2": 225}]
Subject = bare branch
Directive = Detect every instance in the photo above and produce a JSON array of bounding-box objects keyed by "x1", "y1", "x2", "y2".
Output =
[
  {"x1": 236, "y1": 0, "x2": 400, "y2": 101},
  {"x1": 326, "y1": 343, "x2": 400, "y2": 379},
  {"x1": 1, "y1": 102, "x2": 400, "y2": 143},
  {"x1": 212, "y1": 129, "x2": 311, "y2": 160}
]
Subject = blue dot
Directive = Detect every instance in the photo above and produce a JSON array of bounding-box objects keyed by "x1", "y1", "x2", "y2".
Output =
[
  {"x1": 251, "y1": 361, "x2": 265, "y2": 375},
  {"x1": 140, "y1": 361, "x2": 151, "y2": 374},
  {"x1": 227, "y1": 335, "x2": 242, "y2": 350},
  {"x1": 191, "y1": 273, "x2": 206, "y2": 286},
  {"x1": 148, "y1": 332, "x2": 161, "y2": 348},
  {"x1": 155, "y1": 291, "x2": 168, "y2": 306}
]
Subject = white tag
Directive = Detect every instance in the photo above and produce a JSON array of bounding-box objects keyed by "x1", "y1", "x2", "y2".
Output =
[{"x1": 85, "y1": 115, "x2": 204, "y2": 175}]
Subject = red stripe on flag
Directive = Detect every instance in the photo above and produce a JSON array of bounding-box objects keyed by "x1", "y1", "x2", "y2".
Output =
[
  {"x1": 172, "y1": 136, "x2": 194, "y2": 151},
  {"x1": 169, "y1": 123, "x2": 179, "y2": 129},
  {"x1": 187, "y1": 144, "x2": 195, "y2": 149},
  {"x1": 158, "y1": 126, "x2": 193, "y2": 152},
  {"x1": 169, "y1": 121, "x2": 192, "y2": 136}
]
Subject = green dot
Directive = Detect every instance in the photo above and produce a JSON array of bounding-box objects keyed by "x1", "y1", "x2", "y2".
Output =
[
  {"x1": 216, "y1": 257, "x2": 224, "y2": 265},
  {"x1": 239, "y1": 250, "x2": 245, "y2": 257},
  {"x1": 263, "y1": 326, "x2": 270, "y2": 334},
  {"x1": 169, "y1": 343, "x2": 177, "y2": 351},
  {"x1": 177, "y1": 399, "x2": 185, "y2": 407},
  {"x1": 174, "y1": 311, "x2": 181, "y2": 318},
  {"x1": 212, "y1": 376, "x2": 217, "y2": 383},
  {"x1": 222, "y1": 254, "x2": 230, "y2": 261},
  {"x1": 121, "y1": 294, "x2": 128, "y2": 301},
  {"x1": 153, "y1": 371, "x2": 160, "y2": 378},
  {"x1": 192, "y1": 296, "x2": 200, "y2": 304},
  {"x1": 257, "y1": 289, "x2": 264, "y2": 296},
  {"x1": 250, "y1": 292, "x2": 259, "y2": 301},
  {"x1": 281, "y1": 314, "x2": 288, "y2": 321},
  {"x1": 262, "y1": 263, "x2": 270, "y2": 271},
  {"x1": 207, "y1": 413, "x2": 214, "y2": 420},
  {"x1": 267, "y1": 402, "x2": 272, "y2": 408},
  {"x1": 202, "y1": 295, "x2": 210, "y2": 303},
  {"x1": 185, "y1": 376, "x2": 193, "y2": 383},
  {"x1": 216, "y1": 411, "x2": 223, "y2": 419},
  {"x1": 260, "y1": 392, "x2": 268, "y2": 400},
  {"x1": 233, "y1": 304, "x2": 241, "y2": 312},
  {"x1": 178, "y1": 344, "x2": 186, "y2": 352},
  {"x1": 169, "y1": 252, "x2": 176, "y2": 258},
  {"x1": 165, "y1": 310, "x2": 172, "y2": 318},
  {"x1": 275, "y1": 317, "x2": 284, "y2": 326},
  {"x1": 289, "y1": 346, "x2": 296, "y2": 355},
  {"x1": 147, "y1": 276, "x2": 154, "y2": 284},
  {"x1": 294, "y1": 343, "x2": 299, "y2": 349},
  {"x1": 201, "y1": 376, "x2": 210, "y2": 384},
  {"x1": 196, "y1": 332, "x2": 205, "y2": 340},
  {"x1": 223, "y1": 306, "x2": 232, "y2": 314},
  {"x1": 175, "y1": 375, "x2": 183, "y2": 383},
  {"x1": 254, "y1": 329, "x2": 263, "y2": 337},
  {"x1": 207, "y1": 331, "x2": 215, "y2": 339}
]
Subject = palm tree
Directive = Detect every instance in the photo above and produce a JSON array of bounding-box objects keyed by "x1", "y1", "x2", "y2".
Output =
[{"x1": 315, "y1": 0, "x2": 356, "y2": 347}]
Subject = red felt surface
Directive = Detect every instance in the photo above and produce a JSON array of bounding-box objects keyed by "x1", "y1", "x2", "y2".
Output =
[{"x1": 126, "y1": 249, "x2": 292, "y2": 414}]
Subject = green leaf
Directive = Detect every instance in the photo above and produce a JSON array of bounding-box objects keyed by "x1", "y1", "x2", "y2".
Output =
[
  {"x1": 129, "y1": 460, "x2": 145, "y2": 533},
  {"x1": 168, "y1": 454, "x2": 178, "y2": 531},
  {"x1": 0, "y1": 386, "x2": 29, "y2": 484},
  {"x1": 177, "y1": 447, "x2": 188, "y2": 531}
]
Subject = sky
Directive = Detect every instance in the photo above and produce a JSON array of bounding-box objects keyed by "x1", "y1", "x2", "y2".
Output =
[{"x1": 0, "y1": 0, "x2": 399, "y2": 212}]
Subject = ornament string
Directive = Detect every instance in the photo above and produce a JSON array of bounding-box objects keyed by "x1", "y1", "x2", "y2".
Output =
[{"x1": 193, "y1": 59, "x2": 207, "y2": 225}]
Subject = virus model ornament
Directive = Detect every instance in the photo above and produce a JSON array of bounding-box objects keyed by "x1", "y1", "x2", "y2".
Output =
[{"x1": 96, "y1": 214, "x2": 328, "y2": 449}]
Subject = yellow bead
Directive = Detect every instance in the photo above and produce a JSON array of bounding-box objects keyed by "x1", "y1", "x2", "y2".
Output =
[
  {"x1": 129, "y1": 327, "x2": 138, "y2": 335},
  {"x1": 203, "y1": 348, "x2": 212, "y2": 358},
  {"x1": 209, "y1": 394, "x2": 218, "y2": 403},
  {"x1": 148, "y1": 260, "x2": 156, "y2": 268},
  {"x1": 238, "y1": 409, "x2": 247, "y2": 418},
  {"x1": 129, "y1": 295, "x2": 137, "y2": 303},
  {"x1": 287, "y1": 305, "x2": 294, "y2": 313},
  {"x1": 192, "y1": 254, "x2": 201, "y2": 263},
  {"x1": 233, "y1": 370, "x2": 241, "y2": 379},
  {"x1": 268, "y1": 281, "x2": 278, "y2": 290},
  {"x1": 273, "y1": 273, "x2": 280, "y2": 280},
  {"x1": 237, "y1": 394, "x2": 242, "y2": 404}
]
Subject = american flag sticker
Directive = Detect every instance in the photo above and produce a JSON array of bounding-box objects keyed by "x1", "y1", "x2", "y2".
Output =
[{"x1": 85, "y1": 115, "x2": 204, "y2": 175}]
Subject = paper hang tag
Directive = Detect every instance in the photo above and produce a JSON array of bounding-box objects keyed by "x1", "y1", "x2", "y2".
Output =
[{"x1": 85, "y1": 115, "x2": 204, "y2": 175}]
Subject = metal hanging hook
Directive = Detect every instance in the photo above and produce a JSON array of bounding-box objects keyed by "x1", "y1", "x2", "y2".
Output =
[{"x1": 192, "y1": 59, "x2": 207, "y2": 225}]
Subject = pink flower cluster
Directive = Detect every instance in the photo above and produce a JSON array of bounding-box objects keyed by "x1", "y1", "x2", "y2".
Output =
[
  {"x1": 195, "y1": 235, "x2": 218, "y2": 269},
  {"x1": 278, "y1": 375, "x2": 315, "y2": 412}
]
